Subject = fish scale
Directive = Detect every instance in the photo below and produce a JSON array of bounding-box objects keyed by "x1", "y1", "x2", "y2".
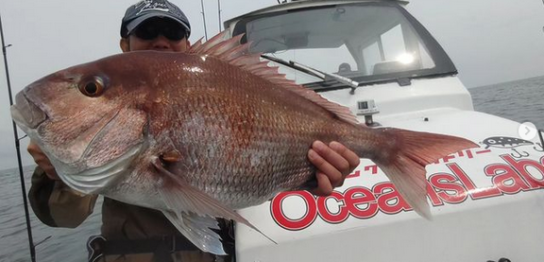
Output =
[{"x1": 162, "y1": 64, "x2": 327, "y2": 204}]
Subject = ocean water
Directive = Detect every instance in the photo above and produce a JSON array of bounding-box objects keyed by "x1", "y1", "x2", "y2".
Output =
[
  {"x1": 0, "y1": 166, "x2": 103, "y2": 262},
  {"x1": 0, "y1": 75, "x2": 543, "y2": 262},
  {"x1": 470, "y1": 75, "x2": 544, "y2": 129}
]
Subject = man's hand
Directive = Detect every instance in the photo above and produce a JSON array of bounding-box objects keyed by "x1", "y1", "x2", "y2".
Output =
[
  {"x1": 28, "y1": 140, "x2": 60, "y2": 180},
  {"x1": 308, "y1": 141, "x2": 360, "y2": 196}
]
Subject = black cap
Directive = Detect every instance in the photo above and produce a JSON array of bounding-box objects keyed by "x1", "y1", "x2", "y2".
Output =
[{"x1": 121, "y1": 0, "x2": 191, "y2": 38}]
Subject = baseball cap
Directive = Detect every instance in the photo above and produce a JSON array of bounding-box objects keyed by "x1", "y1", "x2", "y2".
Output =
[{"x1": 120, "y1": 0, "x2": 191, "y2": 38}]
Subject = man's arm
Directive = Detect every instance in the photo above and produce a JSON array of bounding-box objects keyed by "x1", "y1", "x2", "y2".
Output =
[
  {"x1": 308, "y1": 141, "x2": 360, "y2": 196},
  {"x1": 27, "y1": 141, "x2": 98, "y2": 228}
]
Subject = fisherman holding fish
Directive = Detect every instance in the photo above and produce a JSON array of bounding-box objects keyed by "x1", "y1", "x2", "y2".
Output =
[{"x1": 24, "y1": 1, "x2": 360, "y2": 261}]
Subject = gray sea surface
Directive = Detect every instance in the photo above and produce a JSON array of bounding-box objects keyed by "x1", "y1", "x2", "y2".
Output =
[
  {"x1": 0, "y1": 165, "x2": 103, "y2": 262},
  {"x1": 0, "y1": 75, "x2": 543, "y2": 262},
  {"x1": 470, "y1": 75, "x2": 544, "y2": 129}
]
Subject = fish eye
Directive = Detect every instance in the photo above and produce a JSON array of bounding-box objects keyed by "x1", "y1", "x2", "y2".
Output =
[{"x1": 79, "y1": 76, "x2": 105, "y2": 97}]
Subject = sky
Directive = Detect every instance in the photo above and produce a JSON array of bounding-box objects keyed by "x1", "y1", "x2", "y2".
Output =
[{"x1": 0, "y1": 0, "x2": 543, "y2": 169}]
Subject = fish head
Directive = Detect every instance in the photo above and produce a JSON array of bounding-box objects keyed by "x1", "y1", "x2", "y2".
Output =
[{"x1": 11, "y1": 53, "x2": 155, "y2": 193}]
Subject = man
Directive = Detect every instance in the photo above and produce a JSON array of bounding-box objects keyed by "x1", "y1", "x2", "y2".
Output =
[{"x1": 27, "y1": 0, "x2": 360, "y2": 261}]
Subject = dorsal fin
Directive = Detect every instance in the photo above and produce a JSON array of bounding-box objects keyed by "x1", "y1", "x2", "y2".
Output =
[
  {"x1": 187, "y1": 37, "x2": 204, "y2": 54},
  {"x1": 191, "y1": 31, "x2": 360, "y2": 125}
]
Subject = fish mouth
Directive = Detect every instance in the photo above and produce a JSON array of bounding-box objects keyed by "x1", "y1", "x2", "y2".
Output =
[{"x1": 10, "y1": 92, "x2": 48, "y2": 130}]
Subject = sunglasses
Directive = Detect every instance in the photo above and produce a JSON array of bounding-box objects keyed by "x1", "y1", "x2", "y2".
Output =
[{"x1": 133, "y1": 20, "x2": 187, "y2": 41}]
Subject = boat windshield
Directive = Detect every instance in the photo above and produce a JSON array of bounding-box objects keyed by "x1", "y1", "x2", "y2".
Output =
[{"x1": 232, "y1": 2, "x2": 456, "y2": 89}]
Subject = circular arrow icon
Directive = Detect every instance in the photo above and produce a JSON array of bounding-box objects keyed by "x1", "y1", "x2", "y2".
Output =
[{"x1": 518, "y1": 122, "x2": 538, "y2": 140}]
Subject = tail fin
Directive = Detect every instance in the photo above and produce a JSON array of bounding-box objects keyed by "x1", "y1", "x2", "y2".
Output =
[{"x1": 375, "y1": 128, "x2": 478, "y2": 219}]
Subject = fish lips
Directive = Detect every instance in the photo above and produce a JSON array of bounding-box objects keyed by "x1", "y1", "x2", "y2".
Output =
[{"x1": 11, "y1": 92, "x2": 48, "y2": 130}]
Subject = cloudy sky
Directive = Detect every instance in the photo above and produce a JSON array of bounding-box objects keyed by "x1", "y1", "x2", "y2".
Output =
[{"x1": 0, "y1": 0, "x2": 543, "y2": 169}]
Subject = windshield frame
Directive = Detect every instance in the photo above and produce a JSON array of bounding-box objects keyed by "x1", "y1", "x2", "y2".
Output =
[{"x1": 232, "y1": 1, "x2": 457, "y2": 92}]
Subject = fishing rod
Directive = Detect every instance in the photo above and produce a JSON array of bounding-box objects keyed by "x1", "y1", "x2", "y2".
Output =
[
  {"x1": 200, "y1": 0, "x2": 209, "y2": 40},
  {"x1": 217, "y1": 0, "x2": 222, "y2": 32},
  {"x1": 0, "y1": 14, "x2": 37, "y2": 262},
  {"x1": 537, "y1": 123, "x2": 544, "y2": 151}
]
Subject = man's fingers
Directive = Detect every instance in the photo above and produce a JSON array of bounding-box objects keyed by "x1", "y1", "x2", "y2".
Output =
[
  {"x1": 308, "y1": 141, "x2": 361, "y2": 196},
  {"x1": 311, "y1": 171, "x2": 333, "y2": 196},
  {"x1": 28, "y1": 141, "x2": 60, "y2": 180},
  {"x1": 308, "y1": 146, "x2": 344, "y2": 188},
  {"x1": 329, "y1": 141, "x2": 360, "y2": 173},
  {"x1": 312, "y1": 141, "x2": 350, "y2": 175},
  {"x1": 27, "y1": 141, "x2": 41, "y2": 155}
]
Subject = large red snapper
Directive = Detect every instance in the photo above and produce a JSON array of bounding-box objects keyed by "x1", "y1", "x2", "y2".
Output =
[{"x1": 11, "y1": 33, "x2": 477, "y2": 255}]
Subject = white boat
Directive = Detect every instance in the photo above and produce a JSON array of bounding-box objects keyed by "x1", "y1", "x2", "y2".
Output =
[{"x1": 221, "y1": 1, "x2": 544, "y2": 261}]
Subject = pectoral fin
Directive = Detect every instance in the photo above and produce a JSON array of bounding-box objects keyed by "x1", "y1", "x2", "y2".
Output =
[
  {"x1": 160, "y1": 149, "x2": 182, "y2": 163},
  {"x1": 159, "y1": 137, "x2": 183, "y2": 163},
  {"x1": 162, "y1": 210, "x2": 226, "y2": 255},
  {"x1": 151, "y1": 156, "x2": 276, "y2": 253},
  {"x1": 152, "y1": 156, "x2": 252, "y2": 222}
]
